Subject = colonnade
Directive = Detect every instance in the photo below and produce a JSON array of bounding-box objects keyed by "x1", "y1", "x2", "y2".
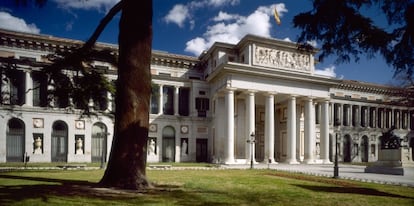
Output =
[
  {"x1": 332, "y1": 103, "x2": 412, "y2": 130},
  {"x1": 217, "y1": 89, "x2": 331, "y2": 165}
]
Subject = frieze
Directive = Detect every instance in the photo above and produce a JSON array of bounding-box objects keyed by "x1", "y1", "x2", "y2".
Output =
[{"x1": 253, "y1": 44, "x2": 311, "y2": 72}]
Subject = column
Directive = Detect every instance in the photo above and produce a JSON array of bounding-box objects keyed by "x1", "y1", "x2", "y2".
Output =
[
  {"x1": 24, "y1": 71, "x2": 33, "y2": 107},
  {"x1": 320, "y1": 100, "x2": 331, "y2": 164},
  {"x1": 224, "y1": 89, "x2": 235, "y2": 164},
  {"x1": 265, "y1": 93, "x2": 276, "y2": 163},
  {"x1": 246, "y1": 91, "x2": 256, "y2": 163},
  {"x1": 174, "y1": 86, "x2": 179, "y2": 115},
  {"x1": 158, "y1": 84, "x2": 163, "y2": 114},
  {"x1": 286, "y1": 96, "x2": 299, "y2": 164},
  {"x1": 304, "y1": 98, "x2": 315, "y2": 164}
]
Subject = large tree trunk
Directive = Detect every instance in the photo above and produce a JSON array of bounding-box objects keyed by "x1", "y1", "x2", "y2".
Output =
[{"x1": 99, "y1": 0, "x2": 152, "y2": 190}]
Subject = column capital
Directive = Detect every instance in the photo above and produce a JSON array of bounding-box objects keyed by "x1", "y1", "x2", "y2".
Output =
[
  {"x1": 304, "y1": 96, "x2": 314, "y2": 101},
  {"x1": 245, "y1": 90, "x2": 258, "y2": 95},
  {"x1": 265, "y1": 91, "x2": 277, "y2": 96},
  {"x1": 314, "y1": 98, "x2": 330, "y2": 104}
]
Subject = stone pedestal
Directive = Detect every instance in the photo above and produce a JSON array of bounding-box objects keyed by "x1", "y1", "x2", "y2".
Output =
[{"x1": 365, "y1": 148, "x2": 413, "y2": 175}]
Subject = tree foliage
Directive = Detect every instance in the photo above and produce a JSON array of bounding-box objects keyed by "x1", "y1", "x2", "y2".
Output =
[{"x1": 293, "y1": 0, "x2": 414, "y2": 82}]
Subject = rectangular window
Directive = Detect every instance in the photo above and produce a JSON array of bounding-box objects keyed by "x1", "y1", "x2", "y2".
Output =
[
  {"x1": 402, "y1": 110, "x2": 408, "y2": 129},
  {"x1": 163, "y1": 86, "x2": 174, "y2": 115},
  {"x1": 150, "y1": 85, "x2": 159, "y2": 114},
  {"x1": 369, "y1": 107, "x2": 376, "y2": 128},
  {"x1": 343, "y1": 105, "x2": 349, "y2": 126},
  {"x1": 32, "y1": 72, "x2": 47, "y2": 107},
  {"x1": 9, "y1": 70, "x2": 25, "y2": 106},
  {"x1": 195, "y1": 97, "x2": 209, "y2": 117},
  {"x1": 378, "y1": 108, "x2": 383, "y2": 128},
  {"x1": 179, "y1": 87, "x2": 190, "y2": 116},
  {"x1": 93, "y1": 90, "x2": 108, "y2": 111},
  {"x1": 361, "y1": 107, "x2": 367, "y2": 127}
]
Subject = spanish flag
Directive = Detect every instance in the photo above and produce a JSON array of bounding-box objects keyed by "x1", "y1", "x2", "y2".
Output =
[{"x1": 274, "y1": 8, "x2": 281, "y2": 25}]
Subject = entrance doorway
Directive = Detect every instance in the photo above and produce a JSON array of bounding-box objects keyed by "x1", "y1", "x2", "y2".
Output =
[
  {"x1": 162, "y1": 126, "x2": 175, "y2": 162},
  {"x1": 343, "y1": 134, "x2": 351, "y2": 162},
  {"x1": 361, "y1": 136, "x2": 369, "y2": 162},
  {"x1": 196, "y1": 139, "x2": 208, "y2": 162},
  {"x1": 51, "y1": 121, "x2": 68, "y2": 162}
]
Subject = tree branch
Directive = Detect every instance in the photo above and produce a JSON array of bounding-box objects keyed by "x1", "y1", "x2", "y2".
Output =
[{"x1": 82, "y1": 0, "x2": 124, "y2": 51}]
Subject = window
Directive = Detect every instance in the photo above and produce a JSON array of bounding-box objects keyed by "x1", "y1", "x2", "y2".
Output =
[
  {"x1": 32, "y1": 72, "x2": 47, "y2": 107},
  {"x1": 163, "y1": 86, "x2": 174, "y2": 115},
  {"x1": 93, "y1": 90, "x2": 108, "y2": 111},
  {"x1": 195, "y1": 97, "x2": 209, "y2": 117},
  {"x1": 179, "y1": 87, "x2": 190, "y2": 116},
  {"x1": 150, "y1": 85, "x2": 159, "y2": 114},
  {"x1": 361, "y1": 106, "x2": 367, "y2": 127},
  {"x1": 369, "y1": 107, "x2": 376, "y2": 128},
  {"x1": 6, "y1": 70, "x2": 25, "y2": 106}
]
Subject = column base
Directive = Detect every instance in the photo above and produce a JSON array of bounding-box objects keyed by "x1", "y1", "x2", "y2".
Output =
[
  {"x1": 224, "y1": 158, "x2": 236, "y2": 165},
  {"x1": 322, "y1": 159, "x2": 333, "y2": 164},
  {"x1": 285, "y1": 159, "x2": 300, "y2": 164},
  {"x1": 264, "y1": 158, "x2": 277, "y2": 164},
  {"x1": 303, "y1": 159, "x2": 317, "y2": 164}
]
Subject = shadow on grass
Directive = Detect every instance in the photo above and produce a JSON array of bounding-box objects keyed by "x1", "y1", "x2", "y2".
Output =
[
  {"x1": 0, "y1": 174, "x2": 229, "y2": 206},
  {"x1": 294, "y1": 184, "x2": 414, "y2": 200}
]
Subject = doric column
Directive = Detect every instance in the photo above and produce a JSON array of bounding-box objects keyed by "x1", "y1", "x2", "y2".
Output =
[
  {"x1": 246, "y1": 91, "x2": 256, "y2": 163},
  {"x1": 24, "y1": 71, "x2": 33, "y2": 107},
  {"x1": 304, "y1": 97, "x2": 315, "y2": 164},
  {"x1": 286, "y1": 95, "x2": 299, "y2": 164},
  {"x1": 265, "y1": 93, "x2": 276, "y2": 163},
  {"x1": 224, "y1": 89, "x2": 235, "y2": 164},
  {"x1": 174, "y1": 86, "x2": 179, "y2": 115},
  {"x1": 320, "y1": 100, "x2": 331, "y2": 164},
  {"x1": 158, "y1": 84, "x2": 163, "y2": 114}
]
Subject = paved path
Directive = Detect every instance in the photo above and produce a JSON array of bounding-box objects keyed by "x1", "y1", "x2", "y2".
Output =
[
  {"x1": 221, "y1": 163, "x2": 414, "y2": 187},
  {"x1": 2, "y1": 164, "x2": 413, "y2": 187}
]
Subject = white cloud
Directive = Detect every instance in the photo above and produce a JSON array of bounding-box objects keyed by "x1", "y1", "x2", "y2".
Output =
[
  {"x1": 185, "y1": 37, "x2": 208, "y2": 55},
  {"x1": 52, "y1": 0, "x2": 119, "y2": 12},
  {"x1": 213, "y1": 11, "x2": 240, "y2": 22},
  {"x1": 165, "y1": 0, "x2": 241, "y2": 28},
  {"x1": 315, "y1": 65, "x2": 337, "y2": 78},
  {"x1": 164, "y1": 4, "x2": 190, "y2": 28},
  {"x1": 0, "y1": 12, "x2": 40, "y2": 34},
  {"x1": 206, "y1": 0, "x2": 240, "y2": 7},
  {"x1": 184, "y1": 3, "x2": 288, "y2": 56}
]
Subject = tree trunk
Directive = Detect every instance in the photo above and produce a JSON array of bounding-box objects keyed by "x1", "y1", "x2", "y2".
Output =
[{"x1": 99, "y1": 0, "x2": 152, "y2": 190}]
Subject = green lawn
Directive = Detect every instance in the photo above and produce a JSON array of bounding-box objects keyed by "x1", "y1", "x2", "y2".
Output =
[{"x1": 0, "y1": 169, "x2": 413, "y2": 206}]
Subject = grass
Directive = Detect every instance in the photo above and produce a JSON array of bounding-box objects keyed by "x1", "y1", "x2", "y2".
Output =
[{"x1": 0, "y1": 169, "x2": 413, "y2": 206}]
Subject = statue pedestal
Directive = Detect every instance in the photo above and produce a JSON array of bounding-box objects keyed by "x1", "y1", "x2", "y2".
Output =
[{"x1": 365, "y1": 148, "x2": 412, "y2": 175}]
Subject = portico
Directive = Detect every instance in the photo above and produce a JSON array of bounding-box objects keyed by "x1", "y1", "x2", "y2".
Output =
[{"x1": 213, "y1": 87, "x2": 333, "y2": 165}]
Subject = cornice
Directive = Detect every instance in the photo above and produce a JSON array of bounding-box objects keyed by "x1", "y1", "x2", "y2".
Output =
[
  {"x1": 0, "y1": 28, "x2": 117, "y2": 53},
  {"x1": 335, "y1": 80, "x2": 405, "y2": 96},
  {"x1": 206, "y1": 62, "x2": 339, "y2": 87},
  {"x1": 151, "y1": 51, "x2": 198, "y2": 69}
]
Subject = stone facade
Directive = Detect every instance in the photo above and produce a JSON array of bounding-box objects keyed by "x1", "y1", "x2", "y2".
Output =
[{"x1": 0, "y1": 29, "x2": 413, "y2": 164}]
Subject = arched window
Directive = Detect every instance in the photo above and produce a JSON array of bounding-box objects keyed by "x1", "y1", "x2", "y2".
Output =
[
  {"x1": 51, "y1": 121, "x2": 68, "y2": 162},
  {"x1": 162, "y1": 126, "x2": 175, "y2": 162},
  {"x1": 6, "y1": 118, "x2": 25, "y2": 162},
  {"x1": 91, "y1": 122, "x2": 108, "y2": 162}
]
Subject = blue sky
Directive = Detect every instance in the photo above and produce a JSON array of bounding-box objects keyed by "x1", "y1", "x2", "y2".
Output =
[{"x1": 0, "y1": 0, "x2": 397, "y2": 85}]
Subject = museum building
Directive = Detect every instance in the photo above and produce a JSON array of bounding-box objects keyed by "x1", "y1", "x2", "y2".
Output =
[{"x1": 0, "y1": 28, "x2": 413, "y2": 164}]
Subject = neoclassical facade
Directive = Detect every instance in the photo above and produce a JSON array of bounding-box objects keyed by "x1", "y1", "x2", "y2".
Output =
[{"x1": 0, "y1": 29, "x2": 413, "y2": 164}]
